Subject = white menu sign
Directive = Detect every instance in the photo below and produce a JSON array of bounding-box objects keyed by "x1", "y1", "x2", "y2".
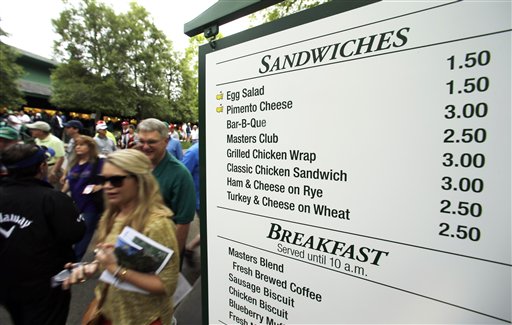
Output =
[{"x1": 203, "y1": 1, "x2": 511, "y2": 323}]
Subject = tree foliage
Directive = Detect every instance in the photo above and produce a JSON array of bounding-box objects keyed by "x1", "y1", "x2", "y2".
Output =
[
  {"x1": 172, "y1": 34, "x2": 212, "y2": 123},
  {"x1": 160, "y1": 37, "x2": 199, "y2": 123},
  {"x1": 251, "y1": 0, "x2": 331, "y2": 23},
  {"x1": 51, "y1": 0, "x2": 197, "y2": 121},
  {"x1": 0, "y1": 24, "x2": 26, "y2": 110}
]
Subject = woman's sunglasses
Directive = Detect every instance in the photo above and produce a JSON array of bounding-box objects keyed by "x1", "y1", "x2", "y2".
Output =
[{"x1": 97, "y1": 175, "x2": 133, "y2": 188}]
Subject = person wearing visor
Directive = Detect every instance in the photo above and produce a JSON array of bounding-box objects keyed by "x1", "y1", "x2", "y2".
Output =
[{"x1": 0, "y1": 143, "x2": 85, "y2": 325}]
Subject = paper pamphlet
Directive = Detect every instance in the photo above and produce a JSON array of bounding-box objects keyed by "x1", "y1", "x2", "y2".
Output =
[{"x1": 99, "y1": 226, "x2": 174, "y2": 294}]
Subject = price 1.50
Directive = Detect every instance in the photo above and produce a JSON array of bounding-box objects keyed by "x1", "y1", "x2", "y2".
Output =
[
  {"x1": 439, "y1": 223, "x2": 481, "y2": 241},
  {"x1": 447, "y1": 50, "x2": 491, "y2": 70},
  {"x1": 446, "y1": 77, "x2": 489, "y2": 95}
]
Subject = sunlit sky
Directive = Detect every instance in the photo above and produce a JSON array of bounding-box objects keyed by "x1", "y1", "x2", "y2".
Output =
[{"x1": 0, "y1": 0, "x2": 249, "y2": 59}]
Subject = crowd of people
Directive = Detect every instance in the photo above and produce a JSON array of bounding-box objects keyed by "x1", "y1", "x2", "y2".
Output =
[
  {"x1": 0, "y1": 111, "x2": 201, "y2": 325},
  {"x1": 0, "y1": 109, "x2": 199, "y2": 145}
]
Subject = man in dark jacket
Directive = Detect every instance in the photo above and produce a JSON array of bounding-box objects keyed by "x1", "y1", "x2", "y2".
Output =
[
  {"x1": 50, "y1": 112, "x2": 64, "y2": 139},
  {"x1": 0, "y1": 143, "x2": 85, "y2": 325}
]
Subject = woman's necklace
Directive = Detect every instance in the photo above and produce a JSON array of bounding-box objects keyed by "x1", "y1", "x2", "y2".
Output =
[{"x1": 78, "y1": 156, "x2": 89, "y2": 165}]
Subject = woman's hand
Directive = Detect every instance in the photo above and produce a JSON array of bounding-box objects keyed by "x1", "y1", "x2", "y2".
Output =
[
  {"x1": 59, "y1": 174, "x2": 67, "y2": 185},
  {"x1": 61, "y1": 261, "x2": 99, "y2": 290},
  {"x1": 48, "y1": 171, "x2": 58, "y2": 183},
  {"x1": 94, "y1": 243, "x2": 119, "y2": 274}
]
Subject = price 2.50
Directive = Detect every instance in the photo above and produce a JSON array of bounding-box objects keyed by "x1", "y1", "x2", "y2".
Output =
[
  {"x1": 444, "y1": 128, "x2": 486, "y2": 143},
  {"x1": 439, "y1": 223, "x2": 481, "y2": 241},
  {"x1": 440, "y1": 200, "x2": 482, "y2": 217}
]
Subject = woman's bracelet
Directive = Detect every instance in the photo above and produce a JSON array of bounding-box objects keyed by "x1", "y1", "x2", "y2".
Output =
[
  {"x1": 119, "y1": 268, "x2": 128, "y2": 281},
  {"x1": 112, "y1": 265, "x2": 122, "y2": 278}
]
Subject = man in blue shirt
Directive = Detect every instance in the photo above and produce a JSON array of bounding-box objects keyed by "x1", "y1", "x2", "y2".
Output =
[
  {"x1": 166, "y1": 136, "x2": 183, "y2": 160},
  {"x1": 181, "y1": 142, "x2": 199, "y2": 210},
  {"x1": 182, "y1": 142, "x2": 200, "y2": 263}
]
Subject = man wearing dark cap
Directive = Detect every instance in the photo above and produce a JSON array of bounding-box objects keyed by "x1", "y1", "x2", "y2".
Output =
[
  {"x1": 63, "y1": 120, "x2": 83, "y2": 134},
  {"x1": 0, "y1": 143, "x2": 85, "y2": 325},
  {"x1": 26, "y1": 121, "x2": 65, "y2": 189},
  {"x1": 61, "y1": 120, "x2": 83, "y2": 186}
]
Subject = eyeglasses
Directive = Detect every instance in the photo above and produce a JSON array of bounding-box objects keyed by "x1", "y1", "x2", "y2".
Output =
[
  {"x1": 138, "y1": 139, "x2": 162, "y2": 147},
  {"x1": 97, "y1": 175, "x2": 133, "y2": 187}
]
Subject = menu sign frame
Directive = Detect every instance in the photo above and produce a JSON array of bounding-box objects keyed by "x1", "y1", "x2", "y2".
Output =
[{"x1": 198, "y1": 1, "x2": 511, "y2": 324}]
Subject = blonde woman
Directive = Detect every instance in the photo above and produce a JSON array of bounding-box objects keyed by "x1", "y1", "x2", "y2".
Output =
[{"x1": 63, "y1": 149, "x2": 179, "y2": 325}]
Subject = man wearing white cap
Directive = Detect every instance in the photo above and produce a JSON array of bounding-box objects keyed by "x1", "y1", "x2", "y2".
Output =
[
  {"x1": 94, "y1": 120, "x2": 116, "y2": 144},
  {"x1": 94, "y1": 121, "x2": 116, "y2": 157},
  {"x1": 26, "y1": 121, "x2": 65, "y2": 189}
]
